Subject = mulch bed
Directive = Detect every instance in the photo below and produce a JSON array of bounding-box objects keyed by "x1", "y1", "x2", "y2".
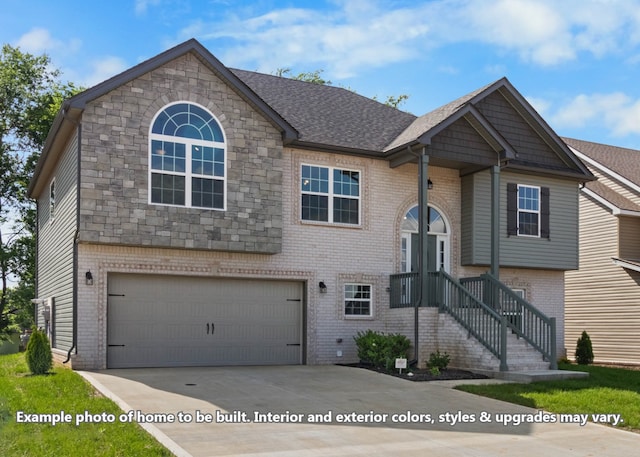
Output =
[{"x1": 339, "y1": 363, "x2": 489, "y2": 382}]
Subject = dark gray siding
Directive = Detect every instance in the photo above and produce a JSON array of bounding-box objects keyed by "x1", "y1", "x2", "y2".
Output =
[
  {"x1": 475, "y1": 92, "x2": 569, "y2": 169},
  {"x1": 461, "y1": 169, "x2": 579, "y2": 270},
  {"x1": 36, "y1": 132, "x2": 78, "y2": 351}
]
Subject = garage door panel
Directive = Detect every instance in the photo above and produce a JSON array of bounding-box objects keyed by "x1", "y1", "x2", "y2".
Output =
[{"x1": 107, "y1": 274, "x2": 303, "y2": 368}]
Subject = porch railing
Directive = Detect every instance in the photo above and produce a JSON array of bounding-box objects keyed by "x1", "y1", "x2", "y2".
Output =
[
  {"x1": 390, "y1": 270, "x2": 508, "y2": 370},
  {"x1": 389, "y1": 272, "x2": 418, "y2": 308},
  {"x1": 460, "y1": 273, "x2": 557, "y2": 369}
]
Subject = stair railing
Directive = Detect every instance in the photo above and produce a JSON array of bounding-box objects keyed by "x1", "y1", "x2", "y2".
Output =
[
  {"x1": 436, "y1": 270, "x2": 508, "y2": 371},
  {"x1": 460, "y1": 274, "x2": 556, "y2": 369}
]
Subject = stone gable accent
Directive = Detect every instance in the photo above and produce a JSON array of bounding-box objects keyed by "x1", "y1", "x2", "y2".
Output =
[{"x1": 78, "y1": 52, "x2": 283, "y2": 253}]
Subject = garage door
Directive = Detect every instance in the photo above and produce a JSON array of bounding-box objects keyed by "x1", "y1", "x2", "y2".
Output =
[{"x1": 107, "y1": 274, "x2": 304, "y2": 368}]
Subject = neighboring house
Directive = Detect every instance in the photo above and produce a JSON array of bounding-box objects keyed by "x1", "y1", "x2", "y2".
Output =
[
  {"x1": 565, "y1": 138, "x2": 640, "y2": 366},
  {"x1": 28, "y1": 39, "x2": 593, "y2": 371}
]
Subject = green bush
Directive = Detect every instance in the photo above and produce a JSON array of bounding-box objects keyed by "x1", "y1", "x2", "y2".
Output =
[
  {"x1": 427, "y1": 351, "x2": 451, "y2": 371},
  {"x1": 26, "y1": 328, "x2": 53, "y2": 375},
  {"x1": 354, "y1": 330, "x2": 411, "y2": 371},
  {"x1": 575, "y1": 330, "x2": 594, "y2": 365}
]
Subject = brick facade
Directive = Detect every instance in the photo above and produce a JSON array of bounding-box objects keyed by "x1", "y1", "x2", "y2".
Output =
[{"x1": 72, "y1": 141, "x2": 565, "y2": 369}]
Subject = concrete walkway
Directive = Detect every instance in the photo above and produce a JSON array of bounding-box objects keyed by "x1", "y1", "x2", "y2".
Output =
[{"x1": 79, "y1": 365, "x2": 639, "y2": 456}]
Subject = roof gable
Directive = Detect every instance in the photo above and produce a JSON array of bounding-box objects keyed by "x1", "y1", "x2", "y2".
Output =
[
  {"x1": 564, "y1": 137, "x2": 640, "y2": 186},
  {"x1": 65, "y1": 39, "x2": 297, "y2": 140},
  {"x1": 565, "y1": 137, "x2": 640, "y2": 215},
  {"x1": 385, "y1": 78, "x2": 593, "y2": 180}
]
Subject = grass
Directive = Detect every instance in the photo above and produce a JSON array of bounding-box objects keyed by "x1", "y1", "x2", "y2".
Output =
[
  {"x1": 0, "y1": 353, "x2": 172, "y2": 456},
  {"x1": 456, "y1": 362, "x2": 640, "y2": 431}
]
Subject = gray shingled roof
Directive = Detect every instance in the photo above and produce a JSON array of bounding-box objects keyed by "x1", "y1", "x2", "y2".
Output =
[
  {"x1": 563, "y1": 137, "x2": 640, "y2": 185},
  {"x1": 563, "y1": 137, "x2": 640, "y2": 212},
  {"x1": 385, "y1": 80, "x2": 498, "y2": 152},
  {"x1": 231, "y1": 69, "x2": 416, "y2": 153}
]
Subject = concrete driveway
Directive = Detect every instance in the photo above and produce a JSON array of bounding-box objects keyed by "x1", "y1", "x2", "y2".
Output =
[{"x1": 80, "y1": 365, "x2": 638, "y2": 456}]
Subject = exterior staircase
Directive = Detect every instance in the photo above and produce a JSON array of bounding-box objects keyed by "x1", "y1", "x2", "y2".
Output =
[{"x1": 390, "y1": 270, "x2": 557, "y2": 372}]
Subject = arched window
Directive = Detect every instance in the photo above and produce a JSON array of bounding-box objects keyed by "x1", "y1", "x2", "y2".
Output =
[
  {"x1": 149, "y1": 102, "x2": 226, "y2": 209},
  {"x1": 401, "y1": 205, "x2": 449, "y2": 273}
]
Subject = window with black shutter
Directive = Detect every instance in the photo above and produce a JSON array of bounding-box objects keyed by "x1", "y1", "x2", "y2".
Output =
[{"x1": 506, "y1": 183, "x2": 550, "y2": 239}]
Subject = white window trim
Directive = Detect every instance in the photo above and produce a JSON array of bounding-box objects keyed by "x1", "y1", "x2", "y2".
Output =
[
  {"x1": 344, "y1": 283, "x2": 373, "y2": 318},
  {"x1": 517, "y1": 184, "x2": 541, "y2": 238},
  {"x1": 49, "y1": 178, "x2": 55, "y2": 223},
  {"x1": 148, "y1": 102, "x2": 227, "y2": 211},
  {"x1": 300, "y1": 164, "x2": 362, "y2": 226}
]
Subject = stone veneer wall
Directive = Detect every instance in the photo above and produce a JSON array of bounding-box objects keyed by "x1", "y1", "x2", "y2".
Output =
[{"x1": 78, "y1": 52, "x2": 284, "y2": 253}]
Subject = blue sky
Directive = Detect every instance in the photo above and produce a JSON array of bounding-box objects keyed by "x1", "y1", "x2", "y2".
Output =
[{"x1": 3, "y1": 0, "x2": 640, "y2": 149}]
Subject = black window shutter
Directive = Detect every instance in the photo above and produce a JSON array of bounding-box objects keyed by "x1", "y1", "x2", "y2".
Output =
[
  {"x1": 507, "y1": 183, "x2": 518, "y2": 236},
  {"x1": 541, "y1": 186, "x2": 550, "y2": 238}
]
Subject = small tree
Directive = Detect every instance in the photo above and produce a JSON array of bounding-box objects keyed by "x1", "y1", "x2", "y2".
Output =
[
  {"x1": 26, "y1": 327, "x2": 52, "y2": 375},
  {"x1": 575, "y1": 330, "x2": 594, "y2": 365}
]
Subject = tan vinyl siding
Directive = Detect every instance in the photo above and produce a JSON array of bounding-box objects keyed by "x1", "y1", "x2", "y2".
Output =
[
  {"x1": 36, "y1": 132, "x2": 78, "y2": 351},
  {"x1": 619, "y1": 216, "x2": 640, "y2": 259},
  {"x1": 565, "y1": 194, "x2": 640, "y2": 365},
  {"x1": 462, "y1": 169, "x2": 579, "y2": 270}
]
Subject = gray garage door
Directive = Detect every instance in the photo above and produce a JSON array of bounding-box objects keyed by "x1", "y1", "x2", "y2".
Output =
[{"x1": 107, "y1": 274, "x2": 304, "y2": 368}]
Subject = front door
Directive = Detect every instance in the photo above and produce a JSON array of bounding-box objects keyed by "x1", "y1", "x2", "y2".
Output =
[{"x1": 401, "y1": 205, "x2": 449, "y2": 273}]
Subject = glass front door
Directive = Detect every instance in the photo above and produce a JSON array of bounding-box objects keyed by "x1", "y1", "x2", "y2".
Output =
[{"x1": 401, "y1": 205, "x2": 449, "y2": 273}]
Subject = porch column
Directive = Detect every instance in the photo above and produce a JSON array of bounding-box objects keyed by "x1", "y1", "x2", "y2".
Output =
[
  {"x1": 419, "y1": 150, "x2": 430, "y2": 304},
  {"x1": 414, "y1": 148, "x2": 429, "y2": 364},
  {"x1": 490, "y1": 165, "x2": 500, "y2": 279}
]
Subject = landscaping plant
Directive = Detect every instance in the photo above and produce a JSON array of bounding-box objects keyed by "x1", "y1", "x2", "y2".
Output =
[
  {"x1": 427, "y1": 350, "x2": 451, "y2": 375},
  {"x1": 25, "y1": 327, "x2": 52, "y2": 375},
  {"x1": 354, "y1": 330, "x2": 411, "y2": 371},
  {"x1": 575, "y1": 330, "x2": 594, "y2": 365}
]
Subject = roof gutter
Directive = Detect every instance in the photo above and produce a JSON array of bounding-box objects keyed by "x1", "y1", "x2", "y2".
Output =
[{"x1": 27, "y1": 102, "x2": 71, "y2": 198}]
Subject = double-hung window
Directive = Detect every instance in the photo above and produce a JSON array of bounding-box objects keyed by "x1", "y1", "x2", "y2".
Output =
[
  {"x1": 149, "y1": 102, "x2": 226, "y2": 210},
  {"x1": 517, "y1": 185, "x2": 540, "y2": 237},
  {"x1": 301, "y1": 165, "x2": 360, "y2": 225},
  {"x1": 344, "y1": 284, "x2": 372, "y2": 317},
  {"x1": 507, "y1": 183, "x2": 550, "y2": 238}
]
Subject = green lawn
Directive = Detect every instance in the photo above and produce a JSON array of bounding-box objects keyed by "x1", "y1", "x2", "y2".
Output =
[
  {"x1": 0, "y1": 353, "x2": 172, "y2": 456},
  {"x1": 456, "y1": 362, "x2": 640, "y2": 431}
]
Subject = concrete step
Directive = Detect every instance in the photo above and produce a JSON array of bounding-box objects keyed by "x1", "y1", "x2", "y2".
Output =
[{"x1": 476, "y1": 369, "x2": 590, "y2": 383}]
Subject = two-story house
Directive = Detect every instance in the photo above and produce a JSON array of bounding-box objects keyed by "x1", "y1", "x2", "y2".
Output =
[
  {"x1": 564, "y1": 138, "x2": 640, "y2": 366},
  {"x1": 28, "y1": 39, "x2": 593, "y2": 371}
]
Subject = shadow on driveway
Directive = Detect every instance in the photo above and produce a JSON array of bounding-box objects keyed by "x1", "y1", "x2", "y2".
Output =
[{"x1": 80, "y1": 365, "x2": 638, "y2": 457}]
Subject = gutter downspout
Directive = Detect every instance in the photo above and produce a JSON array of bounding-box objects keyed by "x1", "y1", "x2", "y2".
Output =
[
  {"x1": 408, "y1": 146, "x2": 430, "y2": 367},
  {"x1": 63, "y1": 111, "x2": 81, "y2": 364}
]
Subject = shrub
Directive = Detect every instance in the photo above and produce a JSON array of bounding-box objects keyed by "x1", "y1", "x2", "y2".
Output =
[
  {"x1": 427, "y1": 350, "x2": 451, "y2": 371},
  {"x1": 26, "y1": 328, "x2": 53, "y2": 375},
  {"x1": 354, "y1": 330, "x2": 411, "y2": 371},
  {"x1": 575, "y1": 330, "x2": 594, "y2": 365}
]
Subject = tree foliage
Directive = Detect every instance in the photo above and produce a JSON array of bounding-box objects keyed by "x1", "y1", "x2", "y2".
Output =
[
  {"x1": 0, "y1": 44, "x2": 81, "y2": 338},
  {"x1": 274, "y1": 67, "x2": 409, "y2": 109}
]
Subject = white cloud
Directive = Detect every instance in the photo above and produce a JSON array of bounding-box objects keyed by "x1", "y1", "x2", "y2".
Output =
[
  {"x1": 135, "y1": 0, "x2": 161, "y2": 15},
  {"x1": 550, "y1": 92, "x2": 640, "y2": 137},
  {"x1": 83, "y1": 57, "x2": 129, "y2": 87},
  {"x1": 180, "y1": 0, "x2": 640, "y2": 79},
  {"x1": 183, "y1": 3, "x2": 430, "y2": 78},
  {"x1": 525, "y1": 96, "x2": 552, "y2": 118},
  {"x1": 15, "y1": 28, "x2": 81, "y2": 55}
]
